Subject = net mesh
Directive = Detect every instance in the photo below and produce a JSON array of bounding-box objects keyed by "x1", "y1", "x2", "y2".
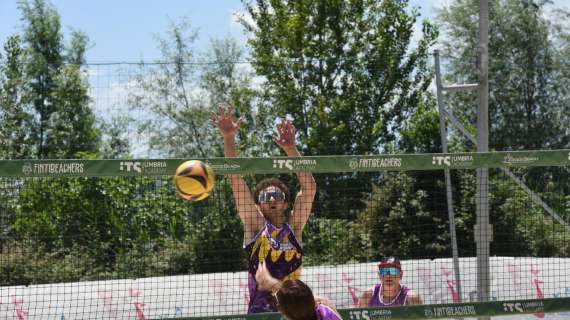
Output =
[{"x1": 0, "y1": 153, "x2": 569, "y2": 319}]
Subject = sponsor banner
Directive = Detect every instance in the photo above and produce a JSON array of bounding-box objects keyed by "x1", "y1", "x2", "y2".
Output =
[{"x1": 0, "y1": 150, "x2": 569, "y2": 177}]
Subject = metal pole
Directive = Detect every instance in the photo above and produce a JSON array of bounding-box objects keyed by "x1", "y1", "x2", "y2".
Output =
[
  {"x1": 476, "y1": 0, "x2": 492, "y2": 310},
  {"x1": 434, "y1": 50, "x2": 463, "y2": 303}
]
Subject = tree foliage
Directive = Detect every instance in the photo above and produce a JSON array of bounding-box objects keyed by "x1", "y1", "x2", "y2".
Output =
[
  {"x1": 437, "y1": 0, "x2": 570, "y2": 150},
  {"x1": 0, "y1": 0, "x2": 101, "y2": 160},
  {"x1": 128, "y1": 19, "x2": 259, "y2": 158},
  {"x1": 241, "y1": 0, "x2": 438, "y2": 155},
  {"x1": 0, "y1": 35, "x2": 33, "y2": 159}
]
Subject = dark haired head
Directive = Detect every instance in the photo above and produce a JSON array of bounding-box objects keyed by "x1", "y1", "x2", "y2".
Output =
[
  {"x1": 276, "y1": 279, "x2": 316, "y2": 320},
  {"x1": 254, "y1": 178, "x2": 289, "y2": 205}
]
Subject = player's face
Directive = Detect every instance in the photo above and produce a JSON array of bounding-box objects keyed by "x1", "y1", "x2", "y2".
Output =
[
  {"x1": 258, "y1": 186, "x2": 287, "y2": 221},
  {"x1": 378, "y1": 267, "x2": 402, "y2": 287}
]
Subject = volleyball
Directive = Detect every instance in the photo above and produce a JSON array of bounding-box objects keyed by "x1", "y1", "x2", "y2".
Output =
[{"x1": 174, "y1": 160, "x2": 215, "y2": 201}]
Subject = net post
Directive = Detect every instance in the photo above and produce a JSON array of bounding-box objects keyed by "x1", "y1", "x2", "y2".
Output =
[{"x1": 434, "y1": 50, "x2": 463, "y2": 303}]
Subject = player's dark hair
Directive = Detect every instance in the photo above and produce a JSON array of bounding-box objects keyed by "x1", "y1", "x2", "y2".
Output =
[{"x1": 276, "y1": 279, "x2": 316, "y2": 320}]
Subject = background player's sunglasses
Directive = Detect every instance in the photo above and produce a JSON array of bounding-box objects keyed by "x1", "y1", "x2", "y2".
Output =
[
  {"x1": 258, "y1": 191, "x2": 285, "y2": 203},
  {"x1": 378, "y1": 267, "x2": 401, "y2": 277}
]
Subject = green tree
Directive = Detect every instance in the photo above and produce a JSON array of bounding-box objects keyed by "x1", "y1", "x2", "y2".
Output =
[
  {"x1": 199, "y1": 37, "x2": 266, "y2": 157},
  {"x1": 129, "y1": 18, "x2": 214, "y2": 158},
  {"x1": 398, "y1": 97, "x2": 441, "y2": 154},
  {"x1": 0, "y1": 35, "x2": 33, "y2": 159},
  {"x1": 99, "y1": 116, "x2": 131, "y2": 159},
  {"x1": 241, "y1": 0, "x2": 437, "y2": 155},
  {"x1": 357, "y1": 173, "x2": 449, "y2": 259},
  {"x1": 437, "y1": 0, "x2": 570, "y2": 150},
  {"x1": 18, "y1": 0, "x2": 100, "y2": 159},
  {"x1": 129, "y1": 18, "x2": 262, "y2": 158}
]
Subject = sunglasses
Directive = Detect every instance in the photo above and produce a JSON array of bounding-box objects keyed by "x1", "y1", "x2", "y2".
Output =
[
  {"x1": 258, "y1": 190, "x2": 285, "y2": 203},
  {"x1": 378, "y1": 267, "x2": 401, "y2": 277}
]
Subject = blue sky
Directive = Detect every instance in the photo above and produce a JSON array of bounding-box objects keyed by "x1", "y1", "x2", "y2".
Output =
[
  {"x1": 1, "y1": 0, "x2": 569, "y2": 62},
  {"x1": 1, "y1": 0, "x2": 440, "y2": 62}
]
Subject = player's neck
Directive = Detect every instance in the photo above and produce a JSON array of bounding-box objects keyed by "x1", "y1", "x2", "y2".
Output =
[
  {"x1": 382, "y1": 284, "x2": 401, "y2": 301},
  {"x1": 268, "y1": 219, "x2": 285, "y2": 228},
  {"x1": 266, "y1": 215, "x2": 285, "y2": 228}
]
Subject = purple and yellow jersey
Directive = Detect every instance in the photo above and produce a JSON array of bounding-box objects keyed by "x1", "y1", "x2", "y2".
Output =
[
  {"x1": 368, "y1": 284, "x2": 410, "y2": 307},
  {"x1": 244, "y1": 223, "x2": 304, "y2": 314},
  {"x1": 315, "y1": 304, "x2": 343, "y2": 320}
]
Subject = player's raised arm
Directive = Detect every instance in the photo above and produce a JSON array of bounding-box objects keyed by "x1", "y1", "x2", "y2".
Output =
[
  {"x1": 211, "y1": 104, "x2": 264, "y2": 242},
  {"x1": 273, "y1": 119, "x2": 317, "y2": 242}
]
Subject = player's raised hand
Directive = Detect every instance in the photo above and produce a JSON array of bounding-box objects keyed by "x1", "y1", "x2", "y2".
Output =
[
  {"x1": 273, "y1": 118, "x2": 297, "y2": 151},
  {"x1": 211, "y1": 103, "x2": 243, "y2": 138}
]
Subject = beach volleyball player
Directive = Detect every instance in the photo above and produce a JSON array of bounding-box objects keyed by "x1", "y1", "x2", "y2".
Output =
[{"x1": 211, "y1": 104, "x2": 317, "y2": 314}]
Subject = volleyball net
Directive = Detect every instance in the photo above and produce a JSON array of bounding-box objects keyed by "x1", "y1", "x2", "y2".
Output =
[{"x1": 0, "y1": 150, "x2": 569, "y2": 319}]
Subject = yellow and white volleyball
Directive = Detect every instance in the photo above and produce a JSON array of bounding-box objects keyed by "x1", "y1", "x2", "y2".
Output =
[{"x1": 173, "y1": 160, "x2": 215, "y2": 201}]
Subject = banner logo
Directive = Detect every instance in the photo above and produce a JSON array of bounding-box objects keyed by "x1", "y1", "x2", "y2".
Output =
[
  {"x1": 424, "y1": 305, "x2": 476, "y2": 317},
  {"x1": 503, "y1": 302, "x2": 524, "y2": 313},
  {"x1": 208, "y1": 163, "x2": 241, "y2": 171},
  {"x1": 273, "y1": 159, "x2": 293, "y2": 170},
  {"x1": 502, "y1": 153, "x2": 539, "y2": 165},
  {"x1": 22, "y1": 163, "x2": 33, "y2": 175},
  {"x1": 432, "y1": 156, "x2": 451, "y2": 166},
  {"x1": 120, "y1": 161, "x2": 141, "y2": 173},
  {"x1": 348, "y1": 310, "x2": 370, "y2": 320},
  {"x1": 502, "y1": 300, "x2": 544, "y2": 313},
  {"x1": 348, "y1": 157, "x2": 402, "y2": 170},
  {"x1": 273, "y1": 159, "x2": 317, "y2": 171},
  {"x1": 432, "y1": 155, "x2": 474, "y2": 167},
  {"x1": 22, "y1": 162, "x2": 85, "y2": 175},
  {"x1": 349, "y1": 309, "x2": 392, "y2": 320},
  {"x1": 119, "y1": 161, "x2": 167, "y2": 174}
]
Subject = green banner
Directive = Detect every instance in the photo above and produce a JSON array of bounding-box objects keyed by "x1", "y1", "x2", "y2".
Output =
[
  {"x1": 156, "y1": 297, "x2": 570, "y2": 320},
  {"x1": 0, "y1": 149, "x2": 569, "y2": 177}
]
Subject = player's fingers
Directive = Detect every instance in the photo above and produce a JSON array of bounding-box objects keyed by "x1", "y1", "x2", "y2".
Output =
[
  {"x1": 218, "y1": 104, "x2": 225, "y2": 118},
  {"x1": 289, "y1": 123, "x2": 296, "y2": 134},
  {"x1": 227, "y1": 103, "x2": 233, "y2": 117}
]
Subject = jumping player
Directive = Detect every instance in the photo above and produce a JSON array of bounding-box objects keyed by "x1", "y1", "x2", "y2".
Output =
[{"x1": 212, "y1": 104, "x2": 317, "y2": 313}]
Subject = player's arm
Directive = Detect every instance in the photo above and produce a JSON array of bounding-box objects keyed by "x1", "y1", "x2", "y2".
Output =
[
  {"x1": 358, "y1": 288, "x2": 374, "y2": 307},
  {"x1": 212, "y1": 104, "x2": 264, "y2": 242},
  {"x1": 273, "y1": 119, "x2": 317, "y2": 242},
  {"x1": 255, "y1": 262, "x2": 282, "y2": 293},
  {"x1": 406, "y1": 291, "x2": 423, "y2": 305},
  {"x1": 315, "y1": 295, "x2": 338, "y2": 311}
]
